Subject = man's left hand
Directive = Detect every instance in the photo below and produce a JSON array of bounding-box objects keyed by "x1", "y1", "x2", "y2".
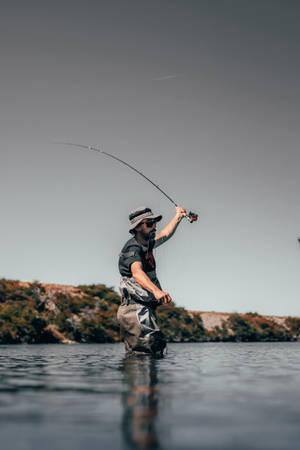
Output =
[{"x1": 175, "y1": 206, "x2": 187, "y2": 221}]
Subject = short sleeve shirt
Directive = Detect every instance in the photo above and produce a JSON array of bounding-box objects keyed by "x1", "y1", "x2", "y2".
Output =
[{"x1": 118, "y1": 237, "x2": 161, "y2": 288}]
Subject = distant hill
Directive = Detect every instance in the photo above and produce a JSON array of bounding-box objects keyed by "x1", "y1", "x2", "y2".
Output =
[{"x1": 0, "y1": 279, "x2": 300, "y2": 344}]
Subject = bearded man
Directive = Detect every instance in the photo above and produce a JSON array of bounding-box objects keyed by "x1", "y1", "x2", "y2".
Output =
[{"x1": 117, "y1": 205, "x2": 186, "y2": 356}]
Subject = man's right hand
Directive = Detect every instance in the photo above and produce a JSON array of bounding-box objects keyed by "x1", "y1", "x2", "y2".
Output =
[
  {"x1": 153, "y1": 289, "x2": 172, "y2": 305},
  {"x1": 131, "y1": 261, "x2": 172, "y2": 305}
]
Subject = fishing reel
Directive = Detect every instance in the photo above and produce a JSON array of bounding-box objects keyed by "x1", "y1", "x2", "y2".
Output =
[{"x1": 187, "y1": 211, "x2": 198, "y2": 223}]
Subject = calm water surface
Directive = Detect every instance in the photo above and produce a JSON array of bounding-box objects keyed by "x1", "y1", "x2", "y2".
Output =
[{"x1": 1, "y1": 343, "x2": 300, "y2": 450}]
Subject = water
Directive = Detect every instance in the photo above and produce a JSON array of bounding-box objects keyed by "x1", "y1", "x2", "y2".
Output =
[{"x1": 1, "y1": 343, "x2": 300, "y2": 450}]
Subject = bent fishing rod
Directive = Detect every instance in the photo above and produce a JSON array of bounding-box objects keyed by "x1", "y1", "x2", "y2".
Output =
[{"x1": 56, "y1": 142, "x2": 198, "y2": 223}]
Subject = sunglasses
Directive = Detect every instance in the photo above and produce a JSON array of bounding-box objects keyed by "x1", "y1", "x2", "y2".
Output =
[{"x1": 142, "y1": 220, "x2": 156, "y2": 228}]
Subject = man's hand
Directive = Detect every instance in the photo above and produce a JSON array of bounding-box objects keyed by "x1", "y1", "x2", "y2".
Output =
[
  {"x1": 175, "y1": 206, "x2": 187, "y2": 222},
  {"x1": 131, "y1": 262, "x2": 172, "y2": 305},
  {"x1": 153, "y1": 288, "x2": 172, "y2": 305}
]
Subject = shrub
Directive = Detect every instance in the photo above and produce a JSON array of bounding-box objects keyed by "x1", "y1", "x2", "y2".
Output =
[
  {"x1": 157, "y1": 303, "x2": 207, "y2": 342},
  {"x1": 285, "y1": 317, "x2": 300, "y2": 337}
]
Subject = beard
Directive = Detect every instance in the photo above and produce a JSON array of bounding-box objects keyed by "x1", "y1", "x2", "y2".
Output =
[{"x1": 140, "y1": 228, "x2": 155, "y2": 241}]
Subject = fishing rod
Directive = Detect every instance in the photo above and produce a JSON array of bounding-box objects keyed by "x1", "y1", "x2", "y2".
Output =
[{"x1": 56, "y1": 142, "x2": 198, "y2": 223}]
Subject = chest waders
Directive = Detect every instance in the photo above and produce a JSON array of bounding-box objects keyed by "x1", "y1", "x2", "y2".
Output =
[{"x1": 118, "y1": 240, "x2": 167, "y2": 356}]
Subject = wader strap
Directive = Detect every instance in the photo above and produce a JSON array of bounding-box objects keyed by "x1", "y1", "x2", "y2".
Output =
[{"x1": 121, "y1": 297, "x2": 136, "y2": 306}]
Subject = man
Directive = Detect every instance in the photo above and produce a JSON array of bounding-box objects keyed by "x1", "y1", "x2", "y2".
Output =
[{"x1": 117, "y1": 205, "x2": 186, "y2": 356}]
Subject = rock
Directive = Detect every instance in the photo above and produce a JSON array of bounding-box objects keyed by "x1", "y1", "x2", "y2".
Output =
[{"x1": 44, "y1": 325, "x2": 77, "y2": 344}]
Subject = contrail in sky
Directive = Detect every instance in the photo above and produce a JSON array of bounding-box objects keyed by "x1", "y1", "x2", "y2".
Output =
[{"x1": 153, "y1": 74, "x2": 182, "y2": 81}]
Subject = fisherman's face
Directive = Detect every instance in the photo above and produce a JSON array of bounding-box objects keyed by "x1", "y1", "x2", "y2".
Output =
[{"x1": 137, "y1": 219, "x2": 157, "y2": 240}]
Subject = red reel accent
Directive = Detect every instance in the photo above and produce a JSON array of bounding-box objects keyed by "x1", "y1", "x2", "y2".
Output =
[{"x1": 188, "y1": 212, "x2": 198, "y2": 223}]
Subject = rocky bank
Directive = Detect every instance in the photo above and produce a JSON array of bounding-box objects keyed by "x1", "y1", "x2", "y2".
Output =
[{"x1": 0, "y1": 279, "x2": 299, "y2": 344}]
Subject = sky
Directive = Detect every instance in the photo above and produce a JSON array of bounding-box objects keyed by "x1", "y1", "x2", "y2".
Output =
[{"x1": 1, "y1": 0, "x2": 300, "y2": 316}]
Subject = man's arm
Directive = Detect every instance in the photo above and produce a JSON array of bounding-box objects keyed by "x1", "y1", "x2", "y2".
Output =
[
  {"x1": 131, "y1": 261, "x2": 172, "y2": 304},
  {"x1": 154, "y1": 206, "x2": 186, "y2": 248}
]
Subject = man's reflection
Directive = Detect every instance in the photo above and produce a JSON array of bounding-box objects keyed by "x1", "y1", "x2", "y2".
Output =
[{"x1": 120, "y1": 355, "x2": 160, "y2": 449}]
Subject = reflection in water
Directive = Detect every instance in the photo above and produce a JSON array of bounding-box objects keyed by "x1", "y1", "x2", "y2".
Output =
[
  {"x1": 121, "y1": 355, "x2": 160, "y2": 449},
  {"x1": 2, "y1": 344, "x2": 300, "y2": 450}
]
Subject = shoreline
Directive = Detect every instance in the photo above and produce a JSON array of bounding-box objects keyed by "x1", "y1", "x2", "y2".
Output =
[{"x1": 1, "y1": 279, "x2": 300, "y2": 344}]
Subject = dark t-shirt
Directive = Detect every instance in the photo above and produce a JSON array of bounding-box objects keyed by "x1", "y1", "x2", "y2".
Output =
[{"x1": 118, "y1": 236, "x2": 161, "y2": 288}]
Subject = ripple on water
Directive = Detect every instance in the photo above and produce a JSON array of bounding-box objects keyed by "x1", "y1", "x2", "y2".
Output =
[{"x1": 0, "y1": 342, "x2": 300, "y2": 450}]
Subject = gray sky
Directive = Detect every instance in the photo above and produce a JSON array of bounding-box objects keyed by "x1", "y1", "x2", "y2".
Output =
[{"x1": 1, "y1": 0, "x2": 300, "y2": 315}]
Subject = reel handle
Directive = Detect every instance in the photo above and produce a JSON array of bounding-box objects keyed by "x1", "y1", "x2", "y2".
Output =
[{"x1": 186, "y1": 211, "x2": 198, "y2": 223}]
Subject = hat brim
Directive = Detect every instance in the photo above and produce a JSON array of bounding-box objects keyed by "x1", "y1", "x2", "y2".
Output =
[{"x1": 129, "y1": 213, "x2": 162, "y2": 232}]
